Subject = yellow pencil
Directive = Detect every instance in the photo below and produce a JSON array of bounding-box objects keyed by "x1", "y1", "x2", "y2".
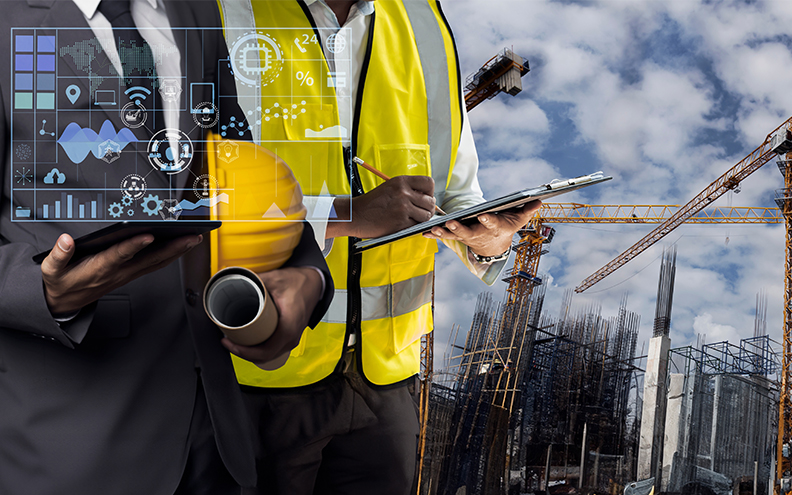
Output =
[{"x1": 352, "y1": 157, "x2": 447, "y2": 215}]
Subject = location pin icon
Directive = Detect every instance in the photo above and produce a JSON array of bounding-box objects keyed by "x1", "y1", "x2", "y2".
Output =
[{"x1": 66, "y1": 85, "x2": 80, "y2": 105}]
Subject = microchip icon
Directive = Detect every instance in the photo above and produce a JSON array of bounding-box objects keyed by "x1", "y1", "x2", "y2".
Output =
[
  {"x1": 230, "y1": 33, "x2": 283, "y2": 87},
  {"x1": 239, "y1": 44, "x2": 267, "y2": 75}
]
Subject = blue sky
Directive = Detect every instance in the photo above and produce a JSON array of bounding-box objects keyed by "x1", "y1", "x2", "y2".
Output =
[{"x1": 432, "y1": 0, "x2": 791, "y2": 360}]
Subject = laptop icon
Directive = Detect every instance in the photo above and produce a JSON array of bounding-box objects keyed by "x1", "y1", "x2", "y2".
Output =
[{"x1": 94, "y1": 90, "x2": 117, "y2": 106}]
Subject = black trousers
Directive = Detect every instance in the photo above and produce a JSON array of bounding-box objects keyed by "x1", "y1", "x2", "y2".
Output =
[
  {"x1": 174, "y1": 375, "x2": 240, "y2": 495},
  {"x1": 241, "y1": 353, "x2": 420, "y2": 495}
]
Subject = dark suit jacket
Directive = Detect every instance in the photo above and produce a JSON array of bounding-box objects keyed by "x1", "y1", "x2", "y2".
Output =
[{"x1": 0, "y1": 2, "x2": 332, "y2": 494}]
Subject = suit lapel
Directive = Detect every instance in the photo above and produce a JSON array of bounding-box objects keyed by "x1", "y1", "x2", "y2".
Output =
[{"x1": 39, "y1": 1, "x2": 124, "y2": 131}]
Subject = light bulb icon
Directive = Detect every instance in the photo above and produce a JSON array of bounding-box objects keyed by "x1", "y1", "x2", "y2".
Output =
[{"x1": 218, "y1": 140, "x2": 239, "y2": 164}]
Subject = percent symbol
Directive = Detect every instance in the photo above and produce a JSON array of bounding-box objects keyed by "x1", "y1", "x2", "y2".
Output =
[{"x1": 296, "y1": 71, "x2": 314, "y2": 86}]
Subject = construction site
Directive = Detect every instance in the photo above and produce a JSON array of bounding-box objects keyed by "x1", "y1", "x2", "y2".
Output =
[{"x1": 416, "y1": 47, "x2": 792, "y2": 494}]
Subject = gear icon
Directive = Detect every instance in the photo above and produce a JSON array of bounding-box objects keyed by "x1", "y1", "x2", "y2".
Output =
[
  {"x1": 127, "y1": 209, "x2": 134, "y2": 216},
  {"x1": 141, "y1": 194, "x2": 163, "y2": 216},
  {"x1": 121, "y1": 195, "x2": 133, "y2": 206},
  {"x1": 108, "y1": 202, "x2": 123, "y2": 218}
]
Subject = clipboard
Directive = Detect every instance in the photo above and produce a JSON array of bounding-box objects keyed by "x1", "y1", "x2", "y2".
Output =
[{"x1": 353, "y1": 171, "x2": 611, "y2": 252}]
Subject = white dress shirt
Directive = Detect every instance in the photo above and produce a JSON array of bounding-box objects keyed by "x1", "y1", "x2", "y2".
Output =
[
  {"x1": 301, "y1": 0, "x2": 507, "y2": 285},
  {"x1": 72, "y1": 0, "x2": 181, "y2": 131}
]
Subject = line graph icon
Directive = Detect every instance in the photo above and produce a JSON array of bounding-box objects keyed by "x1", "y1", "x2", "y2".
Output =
[{"x1": 124, "y1": 86, "x2": 151, "y2": 103}]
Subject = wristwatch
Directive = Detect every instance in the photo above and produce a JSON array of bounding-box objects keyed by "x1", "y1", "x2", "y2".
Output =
[{"x1": 469, "y1": 247, "x2": 510, "y2": 265}]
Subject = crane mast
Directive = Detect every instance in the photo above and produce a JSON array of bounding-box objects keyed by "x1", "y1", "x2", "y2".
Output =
[
  {"x1": 778, "y1": 156, "x2": 792, "y2": 488},
  {"x1": 417, "y1": 48, "x2": 531, "y2": 491}
]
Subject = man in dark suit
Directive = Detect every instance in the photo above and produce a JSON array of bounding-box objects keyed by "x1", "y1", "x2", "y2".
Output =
[{"x1": 0, "y1": 1, "x2": 332, "y2": 494}]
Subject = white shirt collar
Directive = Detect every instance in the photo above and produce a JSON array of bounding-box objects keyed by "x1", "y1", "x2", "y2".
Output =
[
  {"x1": 305, "y1": 0, "x2": 375, "y2": 20},
  {"x1": 73, "y1": 0, "x2": 159, "y2": 20}
]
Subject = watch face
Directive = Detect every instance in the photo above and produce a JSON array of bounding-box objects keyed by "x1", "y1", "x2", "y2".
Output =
[{"x1": 471, "y1": 248, "x2": 510, "y2": 264}]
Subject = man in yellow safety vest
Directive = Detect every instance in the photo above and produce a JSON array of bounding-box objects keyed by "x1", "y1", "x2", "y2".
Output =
[{"x1": 218, "y1": 1, "x2": 540, "y2": 493}]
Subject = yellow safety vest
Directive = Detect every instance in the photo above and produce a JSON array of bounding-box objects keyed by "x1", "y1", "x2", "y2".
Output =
[{"x1": 218, "y1": 0, "x2": 463, "y2": 387}]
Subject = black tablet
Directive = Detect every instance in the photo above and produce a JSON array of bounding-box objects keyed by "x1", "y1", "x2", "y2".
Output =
[{"x1": 32, "y1": 221, "x2": 222, "y2": 265}]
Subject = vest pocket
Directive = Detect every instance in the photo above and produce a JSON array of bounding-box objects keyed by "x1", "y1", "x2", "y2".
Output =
[
  {"x1": 280, "y1": 103, "x2": 339, "y2": 142},
  {"x1": 390, "y1": 304, "x2": 433, "y2": 355},
  {"x1": 374, "y1": 144, "x2": 431, "y2": 179}
]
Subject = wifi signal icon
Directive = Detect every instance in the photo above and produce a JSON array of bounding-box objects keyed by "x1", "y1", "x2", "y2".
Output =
[{"x1": 125, "y1": 86, "x2": 152, "y2": 102}]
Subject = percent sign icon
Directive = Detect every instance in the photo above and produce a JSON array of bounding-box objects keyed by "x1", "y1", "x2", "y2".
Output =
[{"x1": 296, "y1": 71, "x2": 314, "y2": 86}]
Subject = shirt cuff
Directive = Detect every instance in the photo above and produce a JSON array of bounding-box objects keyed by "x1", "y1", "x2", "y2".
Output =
[
  {"x1": 53, "y1": 310, "x2": 80, "y2": 324},
  {"x1": 305, "y1": 266, "x2": 327, "y2": 295},
  {"x1": 303, "y1": 195, "x2": 336, "y2": 249},
  {"x1": 442, "y1": 239, "x2": 510, "y2": 286}
]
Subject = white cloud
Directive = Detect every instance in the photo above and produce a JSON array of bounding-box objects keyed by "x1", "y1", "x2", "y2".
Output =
[
  {"x1": 692, "y1": 312, "x2": 741, "y2": 344},
  {"x1": 431, "y1": 0, "x2": 789, "y2": 364}
]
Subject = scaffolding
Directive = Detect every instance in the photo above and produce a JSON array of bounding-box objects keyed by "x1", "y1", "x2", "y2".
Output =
[
  {"x1": 662, "y1": 333, "x2": 780, "y2": 493},
  {"x1": 421, "y1": 286, "x2": 642, "y2": 494}
]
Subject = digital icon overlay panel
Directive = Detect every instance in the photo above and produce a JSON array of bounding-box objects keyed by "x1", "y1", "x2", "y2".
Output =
[{"x1": 11, "y1": 27, "x2": 352, "y2": 223}]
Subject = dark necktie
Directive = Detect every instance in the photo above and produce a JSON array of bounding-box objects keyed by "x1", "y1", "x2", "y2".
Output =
[{"x1": 98, "y1": 0, "x2": 164, "y2": 130}]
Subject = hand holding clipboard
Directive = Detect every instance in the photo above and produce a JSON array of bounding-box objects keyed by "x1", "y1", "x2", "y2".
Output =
[{"x1": 353, "y1": 171, "x2": 611, "y2": 252}]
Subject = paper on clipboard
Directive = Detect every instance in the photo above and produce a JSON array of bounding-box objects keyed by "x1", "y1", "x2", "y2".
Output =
[{"x1": 353, "y1": 171, "x2": 611, "y2": 252}]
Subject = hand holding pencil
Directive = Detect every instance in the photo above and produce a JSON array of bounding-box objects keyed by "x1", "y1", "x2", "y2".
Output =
[
  {"x1": 325, "y1": 158, "x2": 439, "y2": 239},
  {"x1": 353, "y1": 157, "x2": 446, "y2": 215}
]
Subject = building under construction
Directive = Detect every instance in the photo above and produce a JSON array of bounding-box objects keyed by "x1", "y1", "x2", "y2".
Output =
[
  {"x1": 420, "y1": 284, "x2": 642, "y2": 493},
  {"x1": 419, "y1": 248, "x2": 780, "y2": 494}
]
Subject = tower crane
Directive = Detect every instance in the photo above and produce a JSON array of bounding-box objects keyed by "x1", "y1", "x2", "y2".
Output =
[
  {"x1": 416, "y1": 202, "x2": 781, "y2": 492},
  {"x1": 463, "y1": 47, "x2": 530, "y2": 112},
  {"x1": 545, "y1": 115, "x2": 792, "y2": 490},
  {"x1": 574, "y1": 116, "x2": 792, "y2": 293}
]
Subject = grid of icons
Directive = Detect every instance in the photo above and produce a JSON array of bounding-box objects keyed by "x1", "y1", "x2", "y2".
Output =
[
  {"x1": 14, "y1": 34, "x2": 56, "y2": 111},
  {"x1": 10, "y1": 27, "x2": 351, "y2": 223}
]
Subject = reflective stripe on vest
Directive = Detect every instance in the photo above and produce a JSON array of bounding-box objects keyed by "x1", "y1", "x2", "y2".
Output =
[
  {"x1": 402, "y1": 0, "x2": 455, "y2": 205},
  {"x1": 321, "y1": 271, "x2": 434, "y2": 324},
  {"x1": 219, "y1": 0, "x2": 463, "y2": 387}
]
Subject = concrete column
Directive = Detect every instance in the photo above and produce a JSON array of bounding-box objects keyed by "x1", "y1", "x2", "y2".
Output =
[
  {"x1": 579, "y1": 422, "x2": 587, "y2": 489},
  {"x1": 544, "y1": 444, "x2": 551, "y2": 490},
  {"x1": 661, "y1": 373, "x2": 686, "y2": 490},
  {"x1": 637, "y1": 334, "x2": 671, "y2": 482},
  {"x1": 710, "y1": 375, "x2": 722, "y2": 472}
]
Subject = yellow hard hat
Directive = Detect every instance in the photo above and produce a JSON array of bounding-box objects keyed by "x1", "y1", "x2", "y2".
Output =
[{"x1": 205, "y1": 133, "x2": 306, "y2": 274}]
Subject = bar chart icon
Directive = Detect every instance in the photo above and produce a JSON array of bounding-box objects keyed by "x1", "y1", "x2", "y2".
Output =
[{"x1": 38, "y1": 193, "x2": 102, "y2": 219}]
